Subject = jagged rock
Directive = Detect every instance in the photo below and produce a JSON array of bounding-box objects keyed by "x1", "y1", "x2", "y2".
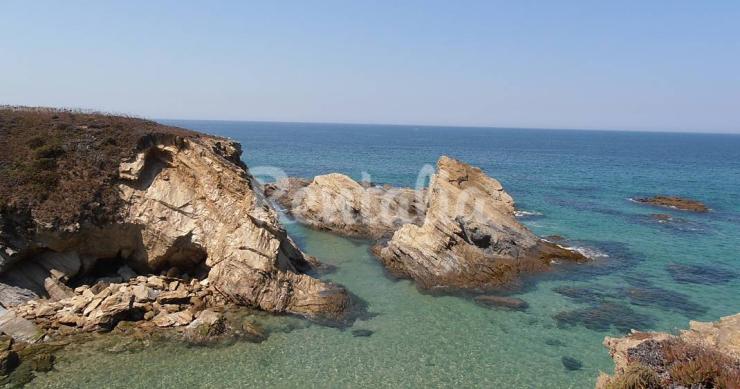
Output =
[
  {"x1": 210, "y1": 259, "x2": 351, "y2": 324},
  {"x1": 376, "y1": 156, "x2": 587, "y2": 291},
  {"x1": 597, "y1": 313, "x2": 740, "y2": 388},
  {"x1": 265, "y1": 175, "x2": 425, "y2": 239},
  {"x1": 153, "y1": 310, "x2": 194, "y2": 327},
  {"x1": 184, "y1": 309, "x2": 226, "y2": 342},
  {"x1": 131, "y1": 284, "x2": 157, "y2": 302},
  {"x1": 157, "y1": 289, "x2": 190, "y2": 304},
  {"x1": 43, "y1": 277, "x2": 74, "y2": 301}
]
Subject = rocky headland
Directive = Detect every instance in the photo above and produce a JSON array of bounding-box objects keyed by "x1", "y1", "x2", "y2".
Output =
[
  {"x1": 597, "y1": 314, "x2": 740, "y2": 388},
  {"x1": 0, "y1": 108, "x2": 358, "y2": 381},
  {"x1": 634, "y1": 195, "x2": 709, "y2": 212}
]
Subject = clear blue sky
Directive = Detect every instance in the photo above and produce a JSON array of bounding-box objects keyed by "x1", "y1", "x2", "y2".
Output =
[{"x1": 2, "y1": 1, "x2": 739, "y2": 133}]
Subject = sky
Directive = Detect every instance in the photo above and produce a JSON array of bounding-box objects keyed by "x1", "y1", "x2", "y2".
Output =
[{"x1": 1, "y1": 1, "x2": 739, "y2": 133}]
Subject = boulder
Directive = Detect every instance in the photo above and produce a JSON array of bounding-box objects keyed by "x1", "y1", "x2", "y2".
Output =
[
  {"x1": 376, "y1": 156, "x2": 587, "y2": 291},
  {"x1": 265, "y1": 174, "x2": 425, "y2": 239}
]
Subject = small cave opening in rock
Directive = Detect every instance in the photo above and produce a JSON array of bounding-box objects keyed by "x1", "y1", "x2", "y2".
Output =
[{"x1": 68, "y1": 255, "x2": 133, "y2": 289}]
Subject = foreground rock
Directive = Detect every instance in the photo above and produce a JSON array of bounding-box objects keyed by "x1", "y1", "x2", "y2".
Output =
[
  {"x1": 634, "y1": 195, "x2": 709, "y2": 212},
  {"x1": 0, "y1": 108, "x2": 356, "y2": 334},
  {"x1": 375, "y1": 156, "x2": 587, "y2": 291},
  {"x1": 597, "y1": 313, "x2": 740, "y2": 388},
  {"x1": 265, "y1": 175, "x2": 425, "y2": 239}
]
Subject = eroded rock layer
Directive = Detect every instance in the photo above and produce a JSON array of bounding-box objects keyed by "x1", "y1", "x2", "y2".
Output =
[{"x1": 376, "y1": 156, "x2": 586, "y2": 291}]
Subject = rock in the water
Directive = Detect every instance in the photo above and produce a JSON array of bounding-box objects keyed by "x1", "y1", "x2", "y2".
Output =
[
  {"x1": 265, "y1": 174, "x2": 425, "y2": 239},
  {"x1": 376, "y1": 156, "x2": 587, "y2": 291},
  {"x1": 560, "y1": 356, "x2": 583, "y2": 371},
  {"x1": 633, "y1": 195, "x2": 709, "y2": 212},
  {"x1": 561, "y1": 356, "x2": 583, "y2": 371},
  {"x1": 474, "y1": 295, "x2": 529, "y2": 310}
]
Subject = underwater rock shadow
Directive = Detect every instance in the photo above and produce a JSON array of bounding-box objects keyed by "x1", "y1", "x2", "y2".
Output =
[{"x1": 666, "y1": 262, "x2": 738, "y2": 285}]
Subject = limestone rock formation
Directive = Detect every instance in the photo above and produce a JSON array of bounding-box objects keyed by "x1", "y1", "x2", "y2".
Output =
[
  {"x1": 597, "y1": 313, "x2": 740, "y2": 388},
  {"x1": 376, "y1": 156, "x2": 586, "y2": 291},
  {"x1": 0, "y1": 108, "x2": 354, "y2": 339},
  {"x1": 265, "y1": 174, "x2": 425, "y2": 239}
]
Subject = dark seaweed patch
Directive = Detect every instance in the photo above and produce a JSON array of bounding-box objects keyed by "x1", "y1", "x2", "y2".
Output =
[
  {"x1": 545, "y1": 338, "x2": 566, "y2": 347},
  {"x1": 351, "y1": 329, "x2": 374, "y2": 337},
  {"x1": 552, "y1": 285, "x2": 621, "y2": 304},
  {"x1": 624, "y1": 285, "x2": 707, "y2": 317},
  {"x1": 553, "y1": 302, "x2": 656, "y2": 333},
  {"x1": 666, "y1": 263, "x2": 737, "y2": 285}
]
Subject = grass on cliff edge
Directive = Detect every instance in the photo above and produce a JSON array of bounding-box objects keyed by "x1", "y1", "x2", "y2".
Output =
[{"x1": 0, "y1": 107, "x2": 198, "y2": 228}]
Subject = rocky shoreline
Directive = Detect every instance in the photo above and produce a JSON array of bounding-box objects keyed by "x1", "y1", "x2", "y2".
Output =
[{"x1": 0, "y1": 108, "x2": 361, "y2": 382}]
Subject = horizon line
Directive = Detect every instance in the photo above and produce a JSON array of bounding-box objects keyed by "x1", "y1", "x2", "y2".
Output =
[{"x1": 157, "y1": 117, "x2": 740, "y2": 136}]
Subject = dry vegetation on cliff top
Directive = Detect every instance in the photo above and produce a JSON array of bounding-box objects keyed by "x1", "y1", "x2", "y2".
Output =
[{"x1": 0, "y1": 107, "x2": 199, "y2": 228}]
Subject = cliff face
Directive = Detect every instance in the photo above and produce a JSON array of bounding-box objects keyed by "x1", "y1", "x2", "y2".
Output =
[
  {"x1": 376, "y1": 156, "x2": 586, "y2": 291},
  {"x1": 265, "y1": 174, "x2": 425, "y2": 239},
  {"x1": 0, "y1": 109, "x2": 352, "y2": 332},
  {"x1": 597, "y1": 314, "x2": 740, "y2": 388}
]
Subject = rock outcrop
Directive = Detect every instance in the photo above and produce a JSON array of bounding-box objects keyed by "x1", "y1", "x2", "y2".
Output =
[
  {"x1": 633, "y1": 195, "x2": 709, "y2": 212},
  {"x1": 0, "y1": 108, "x2": 355, "y2": 341},
  {"x1": 375, "y1": 156, "x2": 586, "y2": 291},
  {"x1": 597, "y1": 314, "x2": 740, "y2": 388},
  {"x1": 265, "y1": 175, "x2": 425, "y2": 239}
]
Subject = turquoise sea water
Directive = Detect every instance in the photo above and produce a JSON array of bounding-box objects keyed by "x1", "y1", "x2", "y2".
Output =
[{"x1": 31, "y1": 122, "x2": 740, "y2": 388}]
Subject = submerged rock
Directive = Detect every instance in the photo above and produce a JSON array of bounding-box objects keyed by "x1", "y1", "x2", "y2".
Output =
[
  {"x1": 597, "y1": 313, "x2": 740, "y2": 388},
  {"x1": 376, "y1": 156, "x2": 587, "y2": 291},
  {"x1": 351, "y1": 329, "x2": 374, "y2": 337},
  {"x1": 633, "y1": 195, "x2": 709, "y2": 212},
  {"x1": 473, "y1": 295, "x2": 529, "y2": 310},
  {"x1": 666, "y1": 262, "x2": 738, "y2": 285},
  {"x1": 265, "y1": 174, "x2": 426, "y2": 239},
  {"x1": 561, "y1": 356, "x2": 582, "y2": 371}
]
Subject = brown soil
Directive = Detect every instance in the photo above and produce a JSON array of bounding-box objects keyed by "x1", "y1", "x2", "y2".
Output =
[{"x1": 0, "y1": 107, "x2": 202, "y2": 229}]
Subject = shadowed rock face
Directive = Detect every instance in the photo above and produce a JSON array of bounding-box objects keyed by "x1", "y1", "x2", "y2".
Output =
[
  {"x1": 0, "y1": 110, "x2": 354, "y2": 332},
  {"x1": 375, "y1": 156, "x2": 586, "y2": 291},
  {"x1": 265, "y1": 174, "x2": 426, "y2": 239}
]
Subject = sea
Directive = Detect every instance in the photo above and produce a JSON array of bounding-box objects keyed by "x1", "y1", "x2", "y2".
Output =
[{"x1": 30, "y1": 121, "x2": 740, "y2": 388}]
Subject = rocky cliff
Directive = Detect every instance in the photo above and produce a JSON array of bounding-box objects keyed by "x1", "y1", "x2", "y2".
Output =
[
  {"x1": 597, "y1": 314, "x2": 740, "y2": 388},
  {"x1": 265, "y1": 174, "x2": 425, "y2": 239},
  {"x1": 0, "y1": 108, "x2": 354, "y2": 338},
  {"x1": 376, "y1": 156, "x2": 586, "y2": 291}
]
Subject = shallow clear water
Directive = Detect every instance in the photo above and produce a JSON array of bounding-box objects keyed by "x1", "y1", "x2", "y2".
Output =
[{"x1": 31, "y1": 122, "x2": 740, "y2": 388}]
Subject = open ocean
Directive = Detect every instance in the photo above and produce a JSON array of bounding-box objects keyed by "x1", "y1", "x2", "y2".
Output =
[{"x1": 32, "y1": 121, "x2": 740, "y2": 388}]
